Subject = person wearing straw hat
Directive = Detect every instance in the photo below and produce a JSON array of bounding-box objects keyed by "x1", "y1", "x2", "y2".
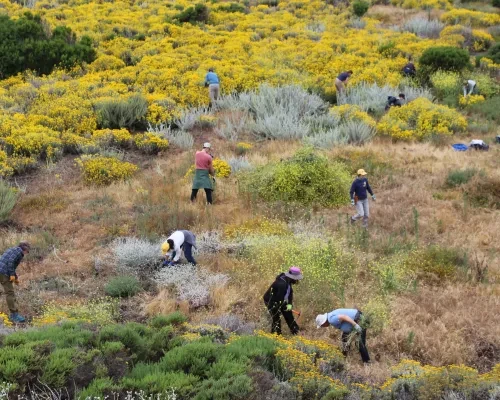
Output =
[
  {"x1": 350, "y1": 169, "x2": 375, "y2": 228},
  {"x1": 161, "y1": 230, "x2": 197, "y2": 266},
  {"x1": 263, "y1": 266, "x2": 303, "y2": 335},
  {"x1": 191, "y1": 142, "x2": 215, "y2": 205},
  {"x1": 316, "y1": 308, "x2": 370, "y2": 363}
]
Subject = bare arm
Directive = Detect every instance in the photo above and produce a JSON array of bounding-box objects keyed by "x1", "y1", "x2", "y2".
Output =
[{"x1": 338, "y1": 314, "x2": 357, "y2": 326}]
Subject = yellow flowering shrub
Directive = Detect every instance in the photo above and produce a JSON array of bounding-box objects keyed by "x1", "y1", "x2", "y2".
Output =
[
  {"x1": 459, "y1": 94, "x2": 485, "y2": 107},
  {"x1": 441, "y1": 9, "x2": 500, "y2": 27},
  {"x1": 236, "y1": 142, "x2": 253, "y2": 155},
  {"x1": 224, "y1": 216, "x2": 290, "y2": 239},
  {"x1": 440, "y1": 25, "x2": 493, "y2": 51},
  {"x1": 185, "y1": 158, "x2": 231, "y2": 178},
  {"x1": 377, "y1": 98, "x2": 467, "y2": 140},
  {"x1": 0, "y1": 150, "x2": 14, "y2": 178},
  {"x1": 198, "y1": 115, "x2": 218, "y2": 128},
  {"x1": 330, "y1": 104, "x2": 376, "y2": 127},
  {"x1": 133, "y1": 133, "x2": 169, "y2": 155},
  {"x1": 92, "y1": 129, "x2": 133, "y2": 148},
  {"x1": 32, "y1": 298, "x2": 119, "y2": 327},
  {"x1": 77, "y1": 156, "x2": 138, "y2": 185},
  {"x1": 391, "y1": 0, "x2": 452, "y2": 9},
  {"x1": 429, "y1": 70, "x2": 461, "y2": 99},
  {"x1": 0, "y1": 312, "x2": 13, "y2": 327}
]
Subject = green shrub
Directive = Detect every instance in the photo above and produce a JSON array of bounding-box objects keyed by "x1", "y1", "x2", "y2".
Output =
[
  {"x1": 194, "y1": 375, "x2": 254, "y2": 400},
  {"x1": 123, "y1": 367, "x2": 199, "y2": 396},
  {"x1": 0, "y1": 13, "x2": 95, "y2": 79},
  {"x1": 0, "y1": 180, "x2": 18, "y2": 223},
  {"x1": 240, "y1": 147, "x2": 351, "y2": 207},
  {"x1": 173, "y1": 4, "x2": 209, "y2": 24},
  {"x1": 419, "y1": 46, "x2": 471, "y2": 74},
  {"x1": 77, "y1": 377, "x2": 117, "y2": 399},
  {"x1": 159, "y1": 339, "x2": 220, "y2": 377},
  {"x1": 446, "y1": 168, "x2": 478, "y2": 187},
  {"x1": 95, "y1": 95, "x2": 148, "y2": 129},
  {"x1": 225, "y1": 336, "x2": 278, "y2": 367},
  {"x1": 98, "y1": 324, "x2": 149, "y2": 361},
  {"x1": 469, "y1": 95, "x2": 500, "y2": 122},
  {"x1": 218, "y1": 3, "x2": 246, "y2": 12},
  {"x1": 150, "y1": 312, "x2": 188, "y2": 328},
  {"x1": 470, "y1": 72, "x2": 500, "y2": 98},
  {"x1": 405, "y1": 246, "x2": 467, "y2": 282},
  {"x1": 40, "y1": 348, "x2": 77, "y2": 388},
  {"x1": 352, "y1": 0, "x2": 369, "y2": 17},
  {"x1": 99, "y1": 341, "x2": 125, "y2": 356},
  {"x1": 104, "y1": 276, "x2": 141, "y2": 298},
  {"x1": 494, "y1": 0, "x2": 500, "y2": 7},
  {"x1": 149, "y1": 327, "x2": 175, "y2": 357}
]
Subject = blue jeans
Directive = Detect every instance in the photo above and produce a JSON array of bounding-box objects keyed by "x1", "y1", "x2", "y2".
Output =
[{"x1": 182, "y1": 243, "x2": 196, "y2": 265}]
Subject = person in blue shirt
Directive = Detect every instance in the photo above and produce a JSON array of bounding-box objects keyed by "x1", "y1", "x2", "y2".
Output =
[
  {"x1": 316, "y1": 308, "x2": 370, "y2": 363},
  {"x1": 204, "y1": 68, "x2": 220, "y2": 107},
  {"x1": 0, "y1": 242, "x2": 31, "y2": 323},
  {"x1": 335, "y1": 70, "x2": 352, "y2": 95},
  {"x1": 350, "y1": 169, "x2": 375, "y2": 228}
]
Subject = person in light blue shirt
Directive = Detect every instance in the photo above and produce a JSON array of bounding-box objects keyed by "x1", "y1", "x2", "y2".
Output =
[
  {"x1": 204, "y1": 68, "x2": 220, "y2": 107},
  {"x1": 316, "y1": 308, "x2": 370, "y2": 363}
]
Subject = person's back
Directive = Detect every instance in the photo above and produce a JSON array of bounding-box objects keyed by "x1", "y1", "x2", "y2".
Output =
[
  {"x1": 205, "y1": 71, "x2": 219, "y2": 85},
  {"x1": 195, "y1": 150, "x2": 212, "y2": 170},
  {"x1": 328, "y1": 308, "x2": 359, "y2": 332},
  {"x1": 337, "y1": 72, "x2": 350, "y2": 82}
]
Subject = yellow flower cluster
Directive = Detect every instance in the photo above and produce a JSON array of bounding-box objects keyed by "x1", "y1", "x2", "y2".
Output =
[
  {"x1": 213, "y1": 158, "x2": 232, "y2": 178},
  {"x1": 77, "y1": 156, "x2": 139, "y2": 185},
  {"x1": 441, "y1": 9, "x2": 500, "y2": 27},
  {"x1": 92, "y1": 129, "x2": 133, "y2": 148},
  {"x1": 391, "y1": 0, "x2": 452, "y2": 10},
  {"x1": 236, "y1": 142, "x2": 253, "y2": 155},
  {"x1": 0, "y1": 150, "x2": 14, "y2": 178},
  {"x1": 32, "y1": 298, "x2": 119, "y2": 327},
  {"x1": 198, "y1": 115, "x2": 218, "y2": 128},
  {"x1": 330, "y1": 104, "x2": 376, "y2": 127},
  {"x1": 223, "y1": 217, "x2": 290, "y2": 239},
  {"x1": 0, "y1": 312, "x2": 13, "y2": 327},
  {"x1": 133, "y1": 133, "x2": 169, "y2": 155},
  {"x1": 255, "y1": 331, "x2": 347, "y2": 395},
  {"x1": 377, "y1": 98, "x2": 467, "y2": 140},
  {"x1": 430, "y1": 70, "x2": 460, "y2": 96},
  {"x1": 458, "y1": 94, "x2": 485, "y2": 106},
  {"x1": 440, "y1": 25, "x2": 493, "y2": 52}
]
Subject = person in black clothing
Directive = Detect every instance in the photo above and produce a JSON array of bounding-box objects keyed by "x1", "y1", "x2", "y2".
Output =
[
  {"x1": 385, "y1": 93, "x2": 405, "y2": 111},
  {"x1": 402, "y1": 57, "x2": 416, "y2": 77},
  {"x1": 263, "y1": 266, "x2": 303, "y2": 335}
]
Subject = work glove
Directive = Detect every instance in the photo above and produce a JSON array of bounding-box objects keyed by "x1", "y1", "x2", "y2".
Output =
[
  {"x1": 286, "y1": 304, "x2": 293, "y2": 312},
  {"x1": 351, "y1": 199, "x2": 355, "y2": 206},
  {"x1": 353, "y1": 324, "x2": 362, "y2": 333},
  {"x1": 372, "y1": 195, "x2": 376, "y2": 201},
  {"x1": 9, "y1": 276, "x2": 16, "y2": 283}
]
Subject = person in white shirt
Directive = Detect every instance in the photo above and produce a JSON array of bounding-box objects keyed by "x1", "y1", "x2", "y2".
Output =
[
  {"x1": 161, "y1": 230, "x2": 197, "y2": 266},
  {"x1": 463, "y1": 80, "x2": 477, "y2": 97}
]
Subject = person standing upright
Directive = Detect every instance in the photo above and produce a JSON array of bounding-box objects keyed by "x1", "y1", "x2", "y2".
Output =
[
  {"x1": 204, "y1": 68, "x2": 220, "y2": 108},
  {"x1": 350, "y1": 169, "x2": 375, "y2": 228},
  {"x1": 335, "y1": 70, "x2": 352, "y2": 95},
  {"x1": 191, "y1": 142, "x2": 215, "y2": 205},
  {"x1": 0, "y1": 242, "x2": 31, "y2": 323}
]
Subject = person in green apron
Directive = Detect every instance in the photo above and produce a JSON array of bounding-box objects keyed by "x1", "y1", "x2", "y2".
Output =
[{"x1": 191, "y1": 142, "x2": 215, "y2": 204}]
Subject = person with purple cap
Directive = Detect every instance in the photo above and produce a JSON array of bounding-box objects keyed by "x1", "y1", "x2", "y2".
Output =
[{"x1": 263, "y1": 266, "x2": 303, "y2": 335}]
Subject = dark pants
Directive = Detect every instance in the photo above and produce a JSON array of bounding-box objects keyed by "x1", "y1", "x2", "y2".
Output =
[
  {"x1": 191, "y1": 189, "x2": 212, "y2": 204},
  {"x1": 182, "y1": 243, "x2": 196, "y2": 265},
  {"x1": 342, "y1": 328, "x2": 370, "y2": 363},
  {"x1": 268, "y1": 305, "x2": 299, "y2": 335}
]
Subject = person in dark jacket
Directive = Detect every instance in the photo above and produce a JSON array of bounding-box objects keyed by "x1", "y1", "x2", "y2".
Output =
[
  {"x1": 263, "y1": 266, "x2": 303, "y2": 335},
  {"x1": 0, "y1": 242, "x2": 30, "y2": 323},
  {"x1": 402, "y1": 57, "x2": 416, "y2": 77},
  {"x1": 385, "y1": 93, "x2": 405, "y2": 111},
  {"x1": 350, "y1": 169, "x2": 375, "y2": 228},
  {"x1": 335, "y1": 70, "x2": 352, "y2": 94}
]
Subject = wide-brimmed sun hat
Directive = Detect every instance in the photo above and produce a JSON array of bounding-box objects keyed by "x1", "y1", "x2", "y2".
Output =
[
  {"x1": 357, "y1": 169, "x2": 367, "y2": 176},
  {"x1": 316, "y1": 313, "x2": 328, "y2": 328},
  {"x1": 284, "y1": 266, "x2": 303, "y2": 280}
]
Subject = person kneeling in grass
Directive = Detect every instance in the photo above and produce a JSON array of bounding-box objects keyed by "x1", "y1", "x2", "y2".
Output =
[
  {"x1": 161, "y1": 230, "x2": 197, "y2": 266},
  {"x1": 0, "y1": 242, "x2": 31, "y2": 323},
  {"x1": 316, "y1": 308, "x2": 370, "y2": 364}
]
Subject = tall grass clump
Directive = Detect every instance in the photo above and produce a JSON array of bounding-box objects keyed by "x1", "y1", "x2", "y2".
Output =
[
  {"x1": 401, "y1": 17, "x2": 444, "y2": 38},
  {"x1": 95, "y1": 95, "x2": 148, "y2": 129},
  {"x1": 105, "y1": 276, "x2": 142, "y2": 298},
  {"x1": 240, "y1": 147, "x2": 350, "y2": 207},
  {"x1": 337, "y1": 82, "x2": 433, "y2": 114},
  {"x1": 446, "y1": 168, "x2": 477, "y2": 187},
  {"x1": 173, "y1": 107, "x2": 210, "y2": 131},
  {"x1": 0, "y1": 180, "x2": 18, "y2": 223}
]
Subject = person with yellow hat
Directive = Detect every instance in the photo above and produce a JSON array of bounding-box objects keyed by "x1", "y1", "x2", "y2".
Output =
[
  {"x1": 350, "y1": 169, "x2": 375, "y2": 228},
  {"x1": 161, "y1": 230, "x2": 197, "y2": 266}
]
